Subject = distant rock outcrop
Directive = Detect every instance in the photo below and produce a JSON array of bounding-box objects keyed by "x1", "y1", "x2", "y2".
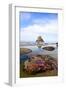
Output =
[{"x1": 36, "y1": 36, "x2": 44, "y2": 48}]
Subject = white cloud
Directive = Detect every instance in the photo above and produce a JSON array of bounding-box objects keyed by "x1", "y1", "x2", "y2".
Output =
[{"x1": 20, "y1": 20, "x2": 58, "y2": 42}]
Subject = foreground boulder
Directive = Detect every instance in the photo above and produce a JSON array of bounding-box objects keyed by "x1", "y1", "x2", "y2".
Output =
[{"x1": 24, "y1": 55, "x2": 57, "y2": 74}]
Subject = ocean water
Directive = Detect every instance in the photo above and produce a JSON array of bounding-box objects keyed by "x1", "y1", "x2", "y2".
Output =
[{"x1": 20, "y1": 44, "x2": 58, "y2": 62}]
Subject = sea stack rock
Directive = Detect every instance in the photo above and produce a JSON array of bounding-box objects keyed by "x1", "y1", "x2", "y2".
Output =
[{"x1": 36, "y1": 36, "x2": 44, "y2": 48}]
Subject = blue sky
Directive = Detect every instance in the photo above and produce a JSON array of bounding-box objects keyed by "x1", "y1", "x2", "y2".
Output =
[{"x1": 19, "y1": 12, "x2": 58, "y2": 43}]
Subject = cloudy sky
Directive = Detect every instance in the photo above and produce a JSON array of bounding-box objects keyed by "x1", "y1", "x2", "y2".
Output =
[{"x1": 19, "y1": 12, "x2": 58, "y2": 43}]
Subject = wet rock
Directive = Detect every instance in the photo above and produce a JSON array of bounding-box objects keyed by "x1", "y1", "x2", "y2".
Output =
[
  {"x1": 20, "y1": 48, "x2": 32, "y2": 55},
  {"x1": 24, "y1": 55, "x2": 57, "y2": 74},
  {"x1": 42, "y1": 46, "x2": 55, "y2": 51}
]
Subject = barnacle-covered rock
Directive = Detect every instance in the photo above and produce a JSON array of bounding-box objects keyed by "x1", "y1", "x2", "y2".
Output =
[{"x1": 24, "y1": 55, "x2": 57, "y2": 74}]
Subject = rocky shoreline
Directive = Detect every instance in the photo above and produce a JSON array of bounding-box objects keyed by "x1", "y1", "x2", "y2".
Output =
[
  {"x1": 20, "y1": 46, "x2": 58, "y2": 77},
  {"x1": 20, "y1": 55, "x2": 57, "y2": 76}
]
